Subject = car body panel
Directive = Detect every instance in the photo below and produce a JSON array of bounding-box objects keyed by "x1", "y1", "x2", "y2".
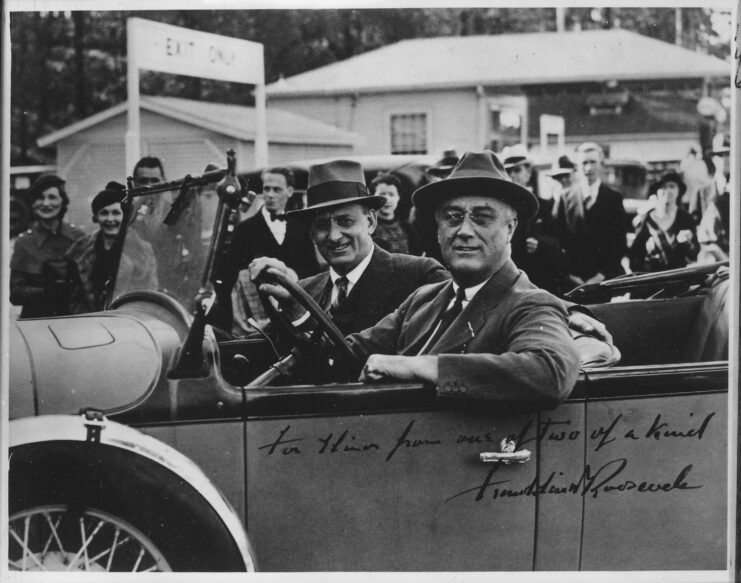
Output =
[
  {"x1": 244, "y1": 409, "x2": 539, "y2": 571},
  {"x1": 11, "y1": 315, "x2": 162, "y2": 416},
  {"x1": 581, "y1": 391, "x2": 726, "y2": 570}
]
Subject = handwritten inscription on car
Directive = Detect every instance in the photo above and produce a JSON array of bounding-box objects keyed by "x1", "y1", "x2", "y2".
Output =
[{"x1": 257, "y1": 412, "x2": 715, "y2": 502}]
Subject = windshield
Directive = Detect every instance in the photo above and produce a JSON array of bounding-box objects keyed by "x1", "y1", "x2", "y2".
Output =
[{"x1": 112, "y1": 181, "x2": 220, "y2": 309}]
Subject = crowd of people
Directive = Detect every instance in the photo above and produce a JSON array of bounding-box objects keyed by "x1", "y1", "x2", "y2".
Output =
[{"x1": 9, "y1": 139, "x2": 731, "y2": 337}]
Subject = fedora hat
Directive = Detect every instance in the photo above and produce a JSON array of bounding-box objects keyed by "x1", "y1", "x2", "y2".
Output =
[
  {"x1": 288, "y1": 159, "x2": 386, "y2": 217},
  {"x1": 545, "y1": 155, "x2": 576, "y2": 178},
  {"x1": 428, "y1": 149, "x2": 460, "y2": 178},
  {"x1": 412, "y1": 150, "x2": 538, "y2": 222},
  {"x1": 501, "y1": 144, "x2": 531, "y2": 170}
]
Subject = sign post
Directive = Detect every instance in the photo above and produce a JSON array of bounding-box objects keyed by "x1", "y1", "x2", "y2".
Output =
[{"x1": 126, "y1": 17, "x2": 267, "y2": 174}]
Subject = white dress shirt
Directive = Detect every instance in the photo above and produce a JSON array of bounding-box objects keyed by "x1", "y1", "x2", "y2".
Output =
[
  {"x1": 584, "y1": 179, "x2": 601, "y2": 210},
  {"x1": 328, "y1": 247, "x2": 375, "y2": 306},
  {"x1": 261, "y1": 205, "x2": 287, "y2": 245}
]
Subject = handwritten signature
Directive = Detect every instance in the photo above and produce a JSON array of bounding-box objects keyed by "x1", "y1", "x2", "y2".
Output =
[{"x1": 446, "y1": 458, "x2": 701, "y2": 503}]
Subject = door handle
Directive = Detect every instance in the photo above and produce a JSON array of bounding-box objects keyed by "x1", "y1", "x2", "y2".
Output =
[{"x1": 480, "y1": 435, "x2": 531, "y2": 464}]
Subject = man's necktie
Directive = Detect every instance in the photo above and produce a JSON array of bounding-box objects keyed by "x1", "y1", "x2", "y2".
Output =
[
  {"x1": 330, "y1": 276, "x2": 349, "y2": 315},
  {"x1": 269, "y1": 212, "x2": 286, "y2": 222},
  {"x1": 418, "y1": 286, "x2": 467, "y2": 354}
]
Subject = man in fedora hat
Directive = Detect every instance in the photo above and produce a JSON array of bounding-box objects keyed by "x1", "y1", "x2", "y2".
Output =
[
  {"x1": 254, "y1": 152, "x2": 583, "y2": 402},
  {"x1": 347, "y1": 150, "x2": 581, "y2": 401},
  {"x1": 249, "y1": 159, "x2": 448, "y2": 336}
]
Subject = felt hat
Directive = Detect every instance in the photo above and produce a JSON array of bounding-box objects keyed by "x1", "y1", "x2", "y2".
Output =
[
  {"x1": 428, "y1": 149, "x2": 460, "y2": 178},
  {"x1": 412, "y1": 150, "x2": 539, "y2": 222},
  {"x1": 29, "y1": 174, "x2": 66, "y2": 201},
  {"x1": 545, "y1": 155, "x2": 576, "y2": 178},
  {"x1": 655, "y1": 171, "x2": 687, "y2": 197},
  {"x1": 501, "y1": 144, "x2": 531, "y2": 170},
  {"x1": 288, "y1": 159, "x2": 386, "y2": 217},
  {"x1": 91, "y1": 188, "x2": 125, "y2": 215}
]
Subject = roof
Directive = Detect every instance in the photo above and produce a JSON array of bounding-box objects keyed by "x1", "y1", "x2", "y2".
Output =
[
  {"x1": 266, "y1": 29, "x2": 730, "y2": 97},
  {"x1": 37, "y1": 96, "x2": 362, "y2": 148}
]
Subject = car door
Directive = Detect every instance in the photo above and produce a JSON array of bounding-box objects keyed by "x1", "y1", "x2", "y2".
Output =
[
  {"x1": 580, "y1": 362, "x2": 727, "y2": 570},
  {"x1": 241, "y1": 382, "x2": 552, "y2": 571}
]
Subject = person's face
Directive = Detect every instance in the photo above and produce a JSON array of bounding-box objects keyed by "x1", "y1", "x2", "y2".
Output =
[
  {"x1": 436, "y1": 195, "x2": 517, "y2": 287},
  {"x1": 375, "y1": 183, "x2": 400, "y2": 219},
  {"x1": 579, "y1": 150, "x2": 603, "y2": 185},
  {"x1": 656, "y1": 181, "x2": 680, "y2": 207},
  {"x1": 554, "y1": 173, "x2": 573, "y2": 188},
  {"x1": 262, "y1": 173, "x2": 292, "y2": 214},
  {"x1": 506, "y1": 163, "x2": 531, "y2": 188},
  {"x1": 309, "y1": 203, "x2": 376, "y2": 275},
  {"x1": 95, "y1": 203, "x2": 124, "y2": 238},
  {"x1": 32, "y1": 186, "x2": 63, "y2": 221},
  {"x1": 134, "y1": 165, "x2": 164, "y2": 186}
]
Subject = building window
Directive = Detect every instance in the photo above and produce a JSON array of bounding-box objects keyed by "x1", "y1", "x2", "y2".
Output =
[
  {"x1": 390, "y1": 113, "x2": 428, "y2": 155},
  {"x1": 488, "y1": 107, "x2": 522, "y2": 152}
]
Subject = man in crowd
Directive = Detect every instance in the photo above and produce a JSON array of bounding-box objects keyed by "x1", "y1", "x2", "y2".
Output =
[
  {"x1": 250, "y1": 152, "x2": 605, "y2": 401},
  {"x1": 503, "y1": 145, "x2": 568, "y2": 295},
  {"x1": 224, "y1": 167, "x2": 320, "y2": 330},
  {"x1": 371, "y1": 173, "x2": 420, "y2": 255},
  {"x1": 555, "y1": 142, "x2": 627, "y2": 287}
]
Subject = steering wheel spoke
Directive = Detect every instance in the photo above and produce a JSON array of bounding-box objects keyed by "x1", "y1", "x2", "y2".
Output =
[{"x1": 252, "y1": 269, "x2": 357, "y2": 385}]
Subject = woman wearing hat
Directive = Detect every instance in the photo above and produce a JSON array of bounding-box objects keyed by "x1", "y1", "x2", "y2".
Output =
[
  {"x1": 66, "y1": 188, "x2": 158, "y2": 313},
  {"x1": 629, "y1": 171, "x2": 699, "y2": 273},
  {"x1": 10, "y1": 175, "x2": 85, "y2": 318}
]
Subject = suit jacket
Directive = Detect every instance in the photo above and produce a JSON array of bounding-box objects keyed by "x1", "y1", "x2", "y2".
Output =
[
  {"x1": 300, "y1": 245, "x2": 449, "y2": 335},
  {"x1": 556, "y1": 183, "x2": 627, "y2": 280},
  {"x1": 346, "y1": 259, "x2": 580, "y2": 405},
  {"x1": 215, "y1": 212, "x2": 320, "y2": 326}
]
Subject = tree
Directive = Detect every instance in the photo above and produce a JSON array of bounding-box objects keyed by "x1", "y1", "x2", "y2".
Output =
[{"x1": 9, "y1": 7, "x2": 731, "y2": 165}]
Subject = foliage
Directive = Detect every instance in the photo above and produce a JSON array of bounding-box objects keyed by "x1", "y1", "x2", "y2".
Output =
[{"x1": 9, "y1": 7, "x2": 731, "y2": 165}]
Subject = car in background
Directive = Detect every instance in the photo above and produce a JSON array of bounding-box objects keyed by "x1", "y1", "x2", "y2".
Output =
[{"x1": 8, "y1": 152, "x2": 729, "y2": 573}]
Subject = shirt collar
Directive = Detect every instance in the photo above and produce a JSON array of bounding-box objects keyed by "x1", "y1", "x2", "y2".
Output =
[
  {"x1": 329, "y1": 246, "x2": 374, "y2": 286},
  {"x1": 451, "y1": 276, "x2": 489, "y2": 303}
]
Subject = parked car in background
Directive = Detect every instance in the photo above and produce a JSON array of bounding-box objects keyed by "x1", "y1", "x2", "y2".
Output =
[{"x1": 8, "y1": 153, "x2": 729, "y2": 573}]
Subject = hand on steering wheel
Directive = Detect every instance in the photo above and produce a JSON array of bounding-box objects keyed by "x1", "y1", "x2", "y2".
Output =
[{"x1": 252, "y1": 265, "x2": 357, "y2": 382}]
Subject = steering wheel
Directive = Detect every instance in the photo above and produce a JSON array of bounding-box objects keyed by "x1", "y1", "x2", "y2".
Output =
[{"x1": 253, "y1": 268, "x2": 357, "y2": 381}]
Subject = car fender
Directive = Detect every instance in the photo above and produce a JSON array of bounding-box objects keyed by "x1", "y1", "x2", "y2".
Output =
[{"x1": 9, "y1": 414, "x2": 256, "y2": 572}]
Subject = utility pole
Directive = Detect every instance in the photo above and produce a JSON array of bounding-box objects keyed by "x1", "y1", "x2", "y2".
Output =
[
  {"x1": 555, "y1": 6, "x2": 566, "y2": 33},
  {"x1": 675, "y1": 7, "x2": 683, "y2": 46}
]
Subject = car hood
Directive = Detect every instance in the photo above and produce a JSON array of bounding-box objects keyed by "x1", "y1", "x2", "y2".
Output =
[{"x1": 10, "y1": 314, "x2": 163, "y2": 418}]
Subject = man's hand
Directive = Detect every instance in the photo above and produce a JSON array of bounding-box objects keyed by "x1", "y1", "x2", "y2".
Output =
[
  {"x1": 568, "y1": 310, "x2": 612, "y2": 344},
  {"x1": 525, "y1": 236, "x2": 539, "y2": 254},
  {"x1": 359, "y1": 354, "x2": 438, "y2": 384},
  {"x1": 248, "y1": 257, "x2": 305, "y2": 321}
]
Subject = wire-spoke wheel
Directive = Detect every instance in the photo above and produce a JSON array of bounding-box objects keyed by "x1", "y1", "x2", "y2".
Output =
[{"x1": 9, "y1": 505, "x2": 171, "y2": 572}]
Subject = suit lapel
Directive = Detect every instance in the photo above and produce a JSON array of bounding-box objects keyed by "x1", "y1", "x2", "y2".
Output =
[
  {"x1": 429, "y1": 260, "x2": 521, "y2": 354},
  {"x1": 347, "y1": 246, "x2": 395, "y2": 319},
  {"x1": 400, "y1": 281, "x2": 455, "y2": 355}
]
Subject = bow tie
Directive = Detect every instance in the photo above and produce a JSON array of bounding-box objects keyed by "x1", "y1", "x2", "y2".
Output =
[{"x1": 269, "y1": 213, "x2": 286, "y2": 222}]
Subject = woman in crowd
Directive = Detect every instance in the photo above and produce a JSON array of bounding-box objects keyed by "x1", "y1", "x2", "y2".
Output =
[
  {"x1": 66, "y1": 188, "x2": 158, "y2": 313},
  {"x1": 629, "y1": 171, "x2": 698, "y2": 273},
  {"x1": 10, "y1": 175, "x2": 85, "y2": 318}
]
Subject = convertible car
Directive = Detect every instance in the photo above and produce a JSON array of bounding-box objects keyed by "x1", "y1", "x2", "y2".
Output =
[{"x1": 8, "y1": 153, "x2": 730, "y2": 572}]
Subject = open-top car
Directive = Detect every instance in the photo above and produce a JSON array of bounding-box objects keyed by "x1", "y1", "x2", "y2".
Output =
[{"x1": 8, "y1": 152, "x2": 729, "y2": 572}]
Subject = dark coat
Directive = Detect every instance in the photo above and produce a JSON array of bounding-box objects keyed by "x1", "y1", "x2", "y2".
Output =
[
  {"x1": 556, "y1": 183, "x2": 627, "y2": 280},
  {"x1": 346, "y1": 259, "x2": 580, "y2": 404},
  {"x1": 228, "y1": 212, "x2": 320, "y2": 281},
  {"x1": 300, "y1": 245, "x2": 449, "y2": 335},
  {"x1": 10, "y1": 221, "x2": 86, "y2": 318}
]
